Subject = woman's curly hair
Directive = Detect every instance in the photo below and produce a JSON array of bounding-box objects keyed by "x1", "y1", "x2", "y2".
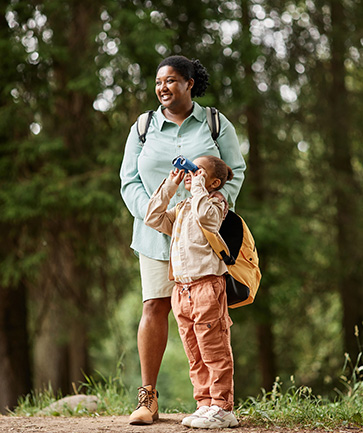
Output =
[{"x1": 156, "y1": 55, "x2": 210, "y2": 98}]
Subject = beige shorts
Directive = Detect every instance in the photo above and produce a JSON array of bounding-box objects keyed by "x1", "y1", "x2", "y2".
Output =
[{"x1": 139, "y1": 253, "x2": 174, "y2": 302}]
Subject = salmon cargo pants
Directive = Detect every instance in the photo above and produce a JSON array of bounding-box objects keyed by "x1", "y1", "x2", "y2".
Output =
[{"x1": 171, "y1": 275, "x2": 234, "y2": 411}]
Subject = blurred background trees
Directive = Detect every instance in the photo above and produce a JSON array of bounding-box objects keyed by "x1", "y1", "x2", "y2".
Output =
[{"x1": 0, "y1": 0, "x2": 362, "y2": 414}]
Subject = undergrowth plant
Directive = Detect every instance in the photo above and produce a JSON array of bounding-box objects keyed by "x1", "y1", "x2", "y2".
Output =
[
  {"x1": 12, "y1": 386, "x2": 63, "y2": 417},
  {"x1": 80, "y1": 368, "x2": 133, "y2": 416},
  {"x1": 236, "y1": 351, "x2": 363, "y2": 429},
  {"x1": 12, "y1": 362, "x2": 134, "y2": 417}
]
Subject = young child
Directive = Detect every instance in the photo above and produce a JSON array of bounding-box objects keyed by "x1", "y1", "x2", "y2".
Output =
[{"x1": 144, "y1": 155, "x2": 238, "y2": 429}]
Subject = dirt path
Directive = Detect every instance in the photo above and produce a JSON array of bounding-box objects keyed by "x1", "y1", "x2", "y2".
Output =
[{"x1": 0, "y1": 414, "x2": 362, "y2": 433}]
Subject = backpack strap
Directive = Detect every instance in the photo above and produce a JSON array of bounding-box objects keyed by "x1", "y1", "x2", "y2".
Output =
[
  {"x1": 201, "y1": 226, "x2": 234, "y2": 264},
  {"x1": 137, "y1": 107, "x2": 220, "y2": 147},
  {"x1": 176, "y1": 203, "x2": 234, "y2": 264},
  {"x1": 205, "y1": 106, "x2": 220, "y2": 148},
  {"x1": 137, "y1": 110, "x2": 154, "y2": 144}
]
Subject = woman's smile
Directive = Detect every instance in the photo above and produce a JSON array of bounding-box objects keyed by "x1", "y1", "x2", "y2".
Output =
[
  {"x1": 155, "y1": 66, "x2": 193, "y2": 110},
  {"x1": 160, "y1": 92, "x2": 172, "y2": 103}
]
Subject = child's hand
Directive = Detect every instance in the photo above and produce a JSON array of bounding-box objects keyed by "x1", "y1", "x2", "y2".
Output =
[
  {"x1": 192, "y1": 167, "x2": 207, "y2": 179},
  {"x1": 169, "y1": 168, "x2": 185, "y2": 185}
]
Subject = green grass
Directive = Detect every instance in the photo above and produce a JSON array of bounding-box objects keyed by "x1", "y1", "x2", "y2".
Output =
[
  {"x1": 236, "y1": 353, "x2": 363, "y2": 430},
  {"x1": 11, "y1": 354, "x2": 363, "y2": 430},
  {"x1": 236, "y1": 379, "x2": 362, "y2": 429},
  {"x1": 12, "y1": 366, "x2": 135, "y2": 417},
  {"x1": 11, "y1": 387, "x2": 63, "y2": 417}
]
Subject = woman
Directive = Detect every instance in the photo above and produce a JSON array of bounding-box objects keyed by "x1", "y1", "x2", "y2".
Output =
[{"x1": 120, "y1": 55, "x2": 246, "y2": 425}]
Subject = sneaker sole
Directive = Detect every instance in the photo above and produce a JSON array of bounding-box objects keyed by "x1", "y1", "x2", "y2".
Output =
[
  {"x1": 182, "y1": 417, "x2": 197, "y2": 427},
  {"x1": 191, "y1": 419, "x2": 239, "y2": 428}
]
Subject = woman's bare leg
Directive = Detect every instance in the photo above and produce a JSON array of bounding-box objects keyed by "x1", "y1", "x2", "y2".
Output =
[{"x1": 137, "y1": 297, "x2": 172, "y2": 388}]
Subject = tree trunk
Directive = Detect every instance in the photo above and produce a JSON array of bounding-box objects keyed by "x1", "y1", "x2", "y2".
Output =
[
  {"x1": 33, "y1": 290, "x2": 89, "y2": 395},
  {"x1": 33, "y1": 221, "x2": 91, "y2": 395},
  {"x1": 241, "y1": 1, "x2": 277, "y2": 392},
  {"x1": 246, "y1": 102, "x2": 277, "y2": 391},
  {"x1": 329, "y1": 0, "x2": 363, "y2": 363},
  {"x1": 0, "y1": 284, "x2": 32, "y2": 414},
  {"x1": 31, "y1": 2, "x2": 99, "y2": 395},
  {"x1": 33, "y1": 296, "x2": 70, "y2": 394}
]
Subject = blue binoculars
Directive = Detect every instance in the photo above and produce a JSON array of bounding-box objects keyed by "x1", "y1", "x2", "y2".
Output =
[{"x1": 172, "y1": 155, "x2": 199, "y2": 173}]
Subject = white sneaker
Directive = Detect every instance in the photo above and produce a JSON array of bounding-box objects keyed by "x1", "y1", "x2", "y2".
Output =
[
  {"x1": 190, "y1": 405, "x2": 239, "y2": 429},
  {"x1": 182, "y1": 405, "x2": 210, "y2": 427}
]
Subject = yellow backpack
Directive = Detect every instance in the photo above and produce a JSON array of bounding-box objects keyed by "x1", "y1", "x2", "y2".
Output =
[{"x1": 201, "y1": 210, "x2": 262, "y2": 308}]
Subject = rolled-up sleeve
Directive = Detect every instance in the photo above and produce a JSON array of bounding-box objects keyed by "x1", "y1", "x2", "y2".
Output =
[
  {"x1": 144, "y1": 178, "x2": 178, "y2": 236},
  {"x1": 120, "y1": 124, "x2": 150, "y2": 220},
  {"x1": 217, "y1": 113, "x2": 246, "y2": 208},
  {"x1": 191, "y1": 176, "x2": 224, "y2": 233}
]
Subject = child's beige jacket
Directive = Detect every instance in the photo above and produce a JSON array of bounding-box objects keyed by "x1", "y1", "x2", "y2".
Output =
[{"x1": 144, "y1": 175, "x2": 228, "y2": 281}]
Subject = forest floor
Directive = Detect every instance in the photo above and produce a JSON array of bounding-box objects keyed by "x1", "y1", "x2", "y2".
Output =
[{"x1": 1, "y1": 414, "x2": 363, "y2": 433}]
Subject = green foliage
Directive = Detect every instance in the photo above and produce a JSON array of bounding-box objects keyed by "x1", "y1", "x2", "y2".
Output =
[
  {"x1": 81, "y1": 367, "x2": 133, "y2": 416},
  {"x1": 237, "y1": 365, "x2": 363, "y2": 429},
  {"x1": 12, "y1": 386, "x2": 63, "y2": 417}
]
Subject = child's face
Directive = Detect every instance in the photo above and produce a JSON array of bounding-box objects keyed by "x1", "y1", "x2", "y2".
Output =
[{"x1": 184, "y1": 157, "x2": 220, "y2": 192}]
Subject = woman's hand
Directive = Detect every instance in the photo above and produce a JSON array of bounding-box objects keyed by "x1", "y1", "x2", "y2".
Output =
[{"x1": 169, "y1": 168, "x2": 185, "y2": 185}]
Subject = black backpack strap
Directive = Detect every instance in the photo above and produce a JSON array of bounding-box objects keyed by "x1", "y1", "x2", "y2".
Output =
[
  {"x1": 137, "y1": 108, "x2": 220, "y2": 147},
  {"x1": 206, "y1": 106, "x2": 220, "y2": 148},
  {"x1": 137, "y1": 110, "x2": 154, "y2": 144}
]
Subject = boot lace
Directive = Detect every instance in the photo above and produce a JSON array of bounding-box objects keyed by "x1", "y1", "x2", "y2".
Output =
[{"x1": 136, "y1": 387, "x2": 154, "y2": 410}]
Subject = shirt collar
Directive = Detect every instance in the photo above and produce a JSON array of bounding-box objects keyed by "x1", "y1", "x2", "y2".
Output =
[{"x1": 155, "y1": 101, "x2": 204, "y2": 130}]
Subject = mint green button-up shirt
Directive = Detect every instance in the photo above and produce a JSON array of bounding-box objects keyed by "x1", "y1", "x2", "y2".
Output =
[{"x1": 120, "y1": 102, "x2": 246, "y2": 260}]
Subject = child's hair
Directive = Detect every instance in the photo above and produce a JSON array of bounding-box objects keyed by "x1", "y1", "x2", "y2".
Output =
[
  {"x1": 156, "y1": 55, "x2": 209, "y2": 98},
  {"x1": 204, "y1": 155, "x2": 234, "y2": 190}
]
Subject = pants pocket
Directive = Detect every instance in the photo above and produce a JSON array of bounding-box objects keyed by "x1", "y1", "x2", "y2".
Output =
[{"x1": 195, "y1": 317, "x2": 232, "y2": 362}]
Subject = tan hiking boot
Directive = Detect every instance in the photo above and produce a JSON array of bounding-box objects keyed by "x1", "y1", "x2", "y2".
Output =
[{"x1": 129, "y1": 385, "x2": 159, "y2": 425}]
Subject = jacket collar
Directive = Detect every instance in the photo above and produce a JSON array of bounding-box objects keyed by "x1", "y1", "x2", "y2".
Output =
[{"x1": 155, "y1": 101, "x2": 204, "y2": 130}]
